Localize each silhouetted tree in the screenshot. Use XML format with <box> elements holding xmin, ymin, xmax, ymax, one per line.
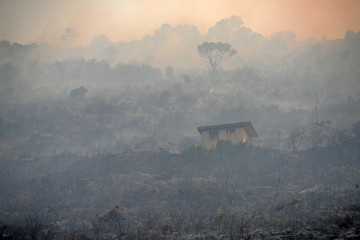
<box><xmin>197</xmin><ymin>42</ymin><xmax>237</xmax><ymax>79</ymax></box>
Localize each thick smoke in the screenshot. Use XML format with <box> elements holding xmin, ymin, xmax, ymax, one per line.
<box><xmin>0</xmin><ymin>16</ymin><xmax>359</xmax><ymax>153</ymax></box>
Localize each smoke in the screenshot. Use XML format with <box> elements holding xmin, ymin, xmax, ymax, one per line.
<box><xmin>0</xmin><ymin>14</ymin><xmax>359</xmax><ymax>154</ymax></box>
<box><xmin>1</xmin><ymin>0</ymin><xmax>359</xmax><ymax>46</ymax></box>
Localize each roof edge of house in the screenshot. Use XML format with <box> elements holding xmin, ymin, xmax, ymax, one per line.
<box><xmin>197</xmin><ymin>121</ymin><xmax>258</xmax><ymax>137</ymax></box>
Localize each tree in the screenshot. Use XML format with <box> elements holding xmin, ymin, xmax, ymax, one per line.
<box><xmin>352</xmin><ymin>121</ymin><xmax>360</xmax><ymax>160</ymax></box>
<box><xmin>286</xmin><ymin>127</ymin><xmax>305</xmax><ymax>153</ymax></box>
<box><xmin>308</xmin><ymin>120</ymin><xmax>331</xmax><ymax>149</ymax></box>
<box><xmin>197</xmin><ymin>42</ymin><xmax>237</xmax><ymax>79</ymax></box>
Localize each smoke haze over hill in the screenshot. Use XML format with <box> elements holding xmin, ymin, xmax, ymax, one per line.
<box><xmin>1</xmin><ymin>2</ymin><xmax>360</xmax><ymax>238</ymax></box>
<box><xmin>0</xmin><ymin>15</ymin><xmax>360</xmax><ymax>153</ymax></box>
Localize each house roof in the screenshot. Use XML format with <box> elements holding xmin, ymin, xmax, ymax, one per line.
<box><xmin>197</xmin><ymin>121</ymin><xmax>258</xmax><ymax>137</ymax></box>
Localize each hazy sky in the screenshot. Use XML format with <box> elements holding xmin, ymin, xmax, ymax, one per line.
<box><xmin>1</xmin><ymin>0</ymin><xmax>360</xmax><ymax>46</ymax></box>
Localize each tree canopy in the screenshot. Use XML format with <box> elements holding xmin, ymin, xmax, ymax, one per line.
<box><xmin>197</xmin><ymin>42</ymin><xmax>237</xmax><ymax>77</ymax></box>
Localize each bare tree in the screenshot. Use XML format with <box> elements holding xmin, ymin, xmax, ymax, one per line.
<box><xmin>352</xmin><ymin>121</ymin><xmax>360</xmax><ymax>159</ymax></box>
<box><xmin>286</xmin><ymin>127</ymin><xmax>305</xmax><ymax>152</ymax></box>
<box><xmin>309</xmin><ymin>120</ymin><xmax>331</xmax><ymax>149</ymax></box>
<box><xmin>197</xmin><ymin>42</ymin><xmax>237</xmax><ymax>79</ymax></box>
<box><xmin>352</xmin><ymin>121</ymin><xmax>360</xmax><ymax>139</ymax></box>
<box><xmin>308</xmin><ymin>93</ymin><xmax>332</xmax><ymax>149</ymax></box>
<box><xmin>327</xmin><ymin>127</ymin><xmax>350</xmax><ymax>146</ymax></box>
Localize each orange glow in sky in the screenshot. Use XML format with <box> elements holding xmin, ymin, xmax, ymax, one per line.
<box><xmin>0</xmin><ymin>0</ymin><xmax>359</xmax><ymax>45</ymax></box>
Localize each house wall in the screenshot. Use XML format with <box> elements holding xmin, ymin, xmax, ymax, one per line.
<box><xmin>200</xmin><ymin>127</ymin><xmax>250</xmax><ymax>150</ymax></box>
<box><xmin>200</xmin><ymin>131</ymin><xmax>216</xmax><ymax>150</ymax></box>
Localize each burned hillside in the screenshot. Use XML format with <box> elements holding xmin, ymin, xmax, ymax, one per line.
<box><xmin>1</xmin><ymin>137</ymin><xmax>360</xmax><ymax>239</ymax></box>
